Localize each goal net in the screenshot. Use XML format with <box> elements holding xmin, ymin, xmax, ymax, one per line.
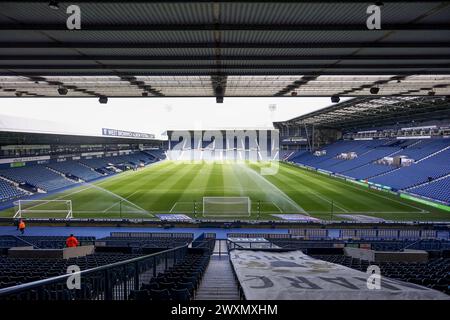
<box><xmin>14</xmin><ymin>200</ymin><xmax>73</xmax><ymax>219</ymax></box>
<box><xmin>203</xmin><ymin>197</ymin><xmax>251</xmax><ymax>217</ymax></box>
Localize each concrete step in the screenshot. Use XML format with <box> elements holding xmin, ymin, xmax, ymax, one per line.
<box><xmin>194</xmin><ymin>246</ymin><xmax>240</xmax><ymax>300</ymax></box>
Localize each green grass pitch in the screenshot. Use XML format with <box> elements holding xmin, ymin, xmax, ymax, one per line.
<box><xmin>1</xmin><ymin>160</ymin><xmax>449</xmax><ymax>221</ymax></box>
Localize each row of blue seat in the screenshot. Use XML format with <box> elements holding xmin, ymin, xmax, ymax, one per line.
<box><xmin>0</xmin><ymin>166</ymin><xmax>76</xmax><ymax>192</ymax></box>
<box><xmin>290</xmin><ymin>139</ymin><xmax>450</xmax><ymax>202</ymax></box>
<box><xmin>47</xmin><ymin>161</ymin><xmax>103</xmax><ymax>181</ymax></box>
<box><xmin>0</xmin><ymin>179</ymin><xmax>26</xmax><ymax>202</ymax></box>
<box><xmin>409</xmin><ymin>175</ymin><xmax>450</xmax><ymax>204</ymax></box>
<box><xmin>0</xmin><ymin>151</ymin><xmax>164</xmax><ymax>200</ymax></box>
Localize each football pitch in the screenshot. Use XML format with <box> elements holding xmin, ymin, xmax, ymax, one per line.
<box><xmin>1</xmin><ymin>160</ymin><xmax>449</xmax><ymax>221</ymax></box>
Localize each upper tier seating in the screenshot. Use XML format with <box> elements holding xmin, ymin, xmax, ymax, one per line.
<box><xmin>290</xmin><ymin>138</ymin><xmax>450</xmax><ymax>194</ymax></box>
<box><xmin>0</xmin><ymin>166</ymin><xmax>75</xmax><ymax>192</ymax></box>
<box><xmin>47</xmin><ymin>161</ymin><xmax>103</xmax><ymax>181</ymax></box>
<box><xmin>395</xmin><ymin>139</ymin><xmax>450</xmax><ymax>161</ymax></box>
<box><xmin>370</xmin><ymin>148</ymin><xmax>450</xmax><ymax>190</ymax></box>
<box><xmin>144</xmin><ymin>150</ymin><xmax>166</xmax><ymax>161</ymax></box>
<box><xmin>329</xmin><ymin>147</ymin><xmax>400</xmax><ymax>173</ymax></box>
<box><xmin>291</xmin><ymin>139</ymin><xmax>389</xmax><ymax>169</ymax></box>
<box><xmin>79</xmin><ymin>152</ymin><xmax>154</xmax><ymax>169</ymax></box>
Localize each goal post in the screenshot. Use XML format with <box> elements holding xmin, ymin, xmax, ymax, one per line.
<box><xmin>14</xmin><ymin>200</ymin><xmax>73</xmax><ymax>219</ymax></box>
<box><xmin>202</xmin><ymin>196</ymin><xmax>251</xmax><ymax>217</ymax></box>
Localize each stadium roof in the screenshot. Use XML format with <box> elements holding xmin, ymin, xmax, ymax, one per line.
<box><xmin>0</xmin><ymin>1</ymin><xmax>449</xmax><ymax>101</ymax></box>
<box><xmin>274</xmin><ymin>96</ymin><xmax>450</xmax><ymax>131</ymax></box>
<box><xmin>0</xmin><ymin>131</ymin><xmax>162</xmax><ymax>145</ymax></box>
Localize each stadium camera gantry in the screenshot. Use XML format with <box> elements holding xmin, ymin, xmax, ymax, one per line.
<box><xmin>0</xmin><ymin>0</ymin><xmax>449</xmax><ymax>103</ymax></box>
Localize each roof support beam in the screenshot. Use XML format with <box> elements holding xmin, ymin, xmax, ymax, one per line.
<box><xmin>1</xmin><ymin>55</ymin><xmax>450</xmax><ymax>61</ymax></box>
<box><xmin>6</xmin><ymin>1</ymin><xmax>446</xmax><ymax>3</ymax></box>
<box><xmin>2</xmin><ymin>64</ymin><xmax>449</xmax><ymax>70</ymax></box>
<box><xmin>1</xmin><ymin>43</ymin><xmax>450</xmax><ymax>49</ymax></box>
<box><xmin>274</xmin><ymin>75</ymin><xmax>319</xmax><ymax>96</ymax></box>
<box><xmin>118</xmin><ymin>76</ymin><xmax>164</xmax><ymax>96</ymax></box>
<box><xmin>2</xmin><ymin>24</ymin><xmax>449</xmax><ymax>31</ymax></box>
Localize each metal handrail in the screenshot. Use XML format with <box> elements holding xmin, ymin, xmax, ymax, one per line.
<box><xmin>0</xmin><ymin>244</ymin><xmax>188</xmax><ymax>297</ymax></box>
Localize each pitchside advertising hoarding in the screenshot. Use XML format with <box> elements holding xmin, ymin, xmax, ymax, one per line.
<box><xmin>101</xmin><ymin>128</ymin><xmax>155</xmax><ymax>139</ymax></box>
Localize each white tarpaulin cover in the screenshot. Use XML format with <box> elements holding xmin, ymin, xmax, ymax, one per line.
<box><xmin>229</xmin><ymin>250</ymin><xmax>450</xmax><ymax>300</ymax></box>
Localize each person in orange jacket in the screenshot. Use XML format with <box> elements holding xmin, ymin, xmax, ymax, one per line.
<box><xmin>18</xmin><ymin>219</ymin><xmax>26</xmax><ymax>235</ymax></box>
<box><xmin>66</xmin><ymin>234</ymin><xmax>79</xmax><ymax>248</ymax></box>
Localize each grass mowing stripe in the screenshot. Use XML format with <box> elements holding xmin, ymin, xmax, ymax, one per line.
<box><xmin>280</xmin><ymin>162</ymin><xmax>423</xmax><ymax>213</ymax></box>
<box><xmin>267</xmin><ymin>163</ymin><xmax>350</xmax><ymax>212</ymax></box>
<box><xmin>139</xmin><ymin>163</ymin><xmax>204</xmax><ymax>212</ymax></box>
<box><xmin>176</xmin><ymin>162</ymin><xmax>215</xmax><ymax>212</ymax></box>
<box><xmin>273</xmin><ymin>165</ymin><xmax>355</xmax><ymax>212</ymax></box>
<box><xmin>2</xmin><ymin>160</ymin><xmax>449</xmax><ymax>221</ymax></box>
<box><xmin>289</xmin><ymin>163</ymin><xmax>426</xmax><ymax>212</ymax></box>
<box><xmin>247</xmin><ymin>162</ymin><xmax>330</xmax><ymax>213</ymax></box>
<box><xmin>239</xmin><ymin>162</ymin><xmax>307</xmax><ymax>214</ymax></box>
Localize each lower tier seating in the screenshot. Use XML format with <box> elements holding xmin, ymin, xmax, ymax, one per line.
<box><xmin>0</xmin><ymin>179</ymin><xmax>26</xmax><ymax>202</ymax></box>
<box><xmin>0</xmin><ymin>252</ymin><xmax>143</xmax><ymax>290</ymax></box>
<box><xmin>129</xmin><ymin>251</ymin><xmax>210</xmax><ymax>301</ymax></box>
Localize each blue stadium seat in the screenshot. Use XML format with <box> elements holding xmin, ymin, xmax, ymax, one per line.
<box><xmin>0</xmin><ymin>165</ymin><xmax>76</xmax><ymax>192</ymax></box>
<box><xmin>0</xmin><ymin>179</ymin><xmax>26</xmax><ymax>202</ymax></box>
<box><xmin>47</xmin><ymin>161</ymin><xmax>103</xmax><ymax>182</ymax></box>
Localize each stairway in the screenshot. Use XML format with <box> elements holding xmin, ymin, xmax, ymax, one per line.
<box><xmin>195</xmin><ymin>243</ymin><xmax>240</xmax><ymax>300</ymax></box>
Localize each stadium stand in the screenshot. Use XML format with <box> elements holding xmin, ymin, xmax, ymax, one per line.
<box><xmin>0</xmin><ymin>179</ymin><xmax>26</xmax><ymax>202</ymax></box>
<box><xmin>98</xmin><ymin>235</ymin><xmax>193</xmax><ymax>249</ymax></box>
<box><xmin>371</xmin><ymin>149</ymin><xmax>450</xmax><ymax>190</ymax></box>
<box><xmin>408</xmin><ymin>175</ymin><xmax>450</xmax><ymax>204</ymax></box>
<box><xmin>0</xmin><ymin>232</ymin><xmax>449</xmax><ymax>300</ymax></box>
<box><xmin>0</xmin><ymin>151</ymin><xmax>165</xmax><ymax>206</ymax></box>
<box><xmin>0</xmin><ymin>252</ymin><xmax>143</xmax><ymax>290</ymax></box>
<box><xmin>144</xmin><ymin>150</ymin><xmax>166</xmax><ymax>161</ymax></box>
<box><xmin>0</xmin><ymin>236</ymin><xmax>22</xmax><ymax>251</ymax></box>
<box><xmin>129</xmin><ymin>250</ymin><xmax>210</xmax><ymax>301</ymax></box>
<box><xmin>290</xmin><ymin>138</ymin><xmax>450</xmax><ymax>201</ymax></box>
<box><xmin>16</xmin><ymin>236</ymin><xmax>96</xmax><ymax>249</ymax></box>
<box><xmin>79</xmin><ymin>152</ymin><xmax>156</xmax><ymax>170</ymax></box>
<box><xmin>47</xmin><ymin>161</ymin><xmax>103</xmax><ymax>182</ymax></box>
<box><xmin>0</xmin><ymin>165</ymin><xmax>75</xmax><ymax>192</ymax></box>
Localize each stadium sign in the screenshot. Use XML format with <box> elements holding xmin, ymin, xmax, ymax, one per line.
<box><xmin>0</xmin><ymin>155</ymin><xmax>50</xmax><ymax>164</ymax></box>
<box><xmin>102</xmin><ymin>128</ymin><xmax>155</xmax><ymax>139</ymax></box>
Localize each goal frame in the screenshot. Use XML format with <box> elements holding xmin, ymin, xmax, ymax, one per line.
<box><xmin>14</xmin><ymin>199</ymin><xmax>73</xmax><ymax>219</ymax></box>
<box><xmin>202</xmin><ymin>196</ymin><xmax>251</xmax><ymax>217</ymax></box>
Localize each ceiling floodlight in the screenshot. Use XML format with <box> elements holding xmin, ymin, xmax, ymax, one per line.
<box><xmin>99</xmin><ymin>96</ymin><xmax>108</xmax><ymax>104</ymax></box>
<box><xmin>331</xmin><ymin>95</ymin><xmax>340</xmax><ymax>103</ymax></box>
